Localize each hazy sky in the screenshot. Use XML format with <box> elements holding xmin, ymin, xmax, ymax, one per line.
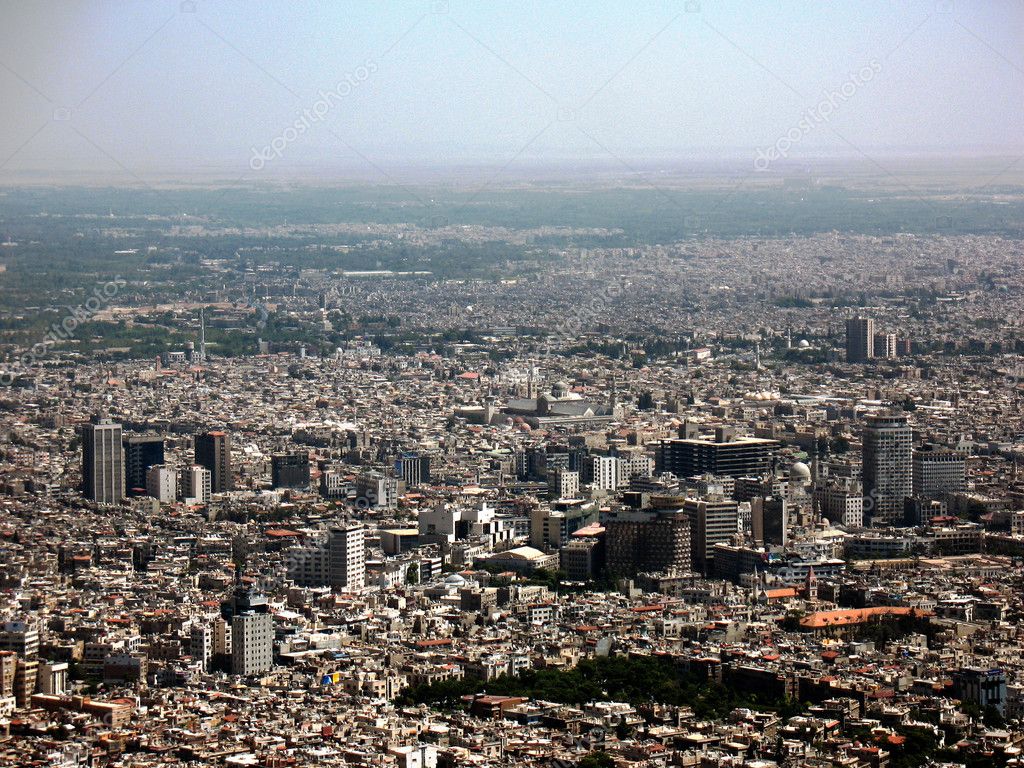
<box><xmin>0</xmin><ymin>0</ymin><xmax>1021</xmax><ymax>181</ymax></box>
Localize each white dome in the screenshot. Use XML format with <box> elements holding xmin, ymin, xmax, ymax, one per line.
<box><xmin>790</xmin><ymin>461</ymin><xmax>811</xmax><ymax>481</ymax></box>
<box><xmin>444</xmin><ymin>573</ymin><xmax>466</xmax><ymax>586</ymax></box>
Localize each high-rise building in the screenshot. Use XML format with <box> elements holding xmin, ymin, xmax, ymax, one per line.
<box><xmin>655</xmin><ymin>427</ymin><xmax>777</xmax><ymax>479</ymax></box>
<box><xmin>530</xmin><ymin>503</ymin><xmax>598</xmax><ymax>550</ymax></box>
<box><xmin>814</xmin><ymin>478</ymin><xmax>865</xmax><ymax>528</ymax></box>
<box><xmin>913</xmin><ymin>444</ymin><xmax>967</xmax><ymax>498</ymax></box>
<box><xmin>734</xmin><ymin>474</ymin><xmax>786</xmax><ymax>502</ymax></box>
<box><xmin>751</xmin><ymin>496</ymin><xmax>788</xmax><ymax>546</ymax></box>
<box><xmin>213</xmin><ymin>617</ymin><xmax>231</xmax><ymax>658</ymax></box>
<box><xmin>220</xmin><ymin>584</ymin><xmax>271</xmax><ymax>675</ymax></box>
<box><xmin>862</xmin><ymin>413</ymin><xmax>913</xmax><ymax>525</ymax></box>
<box><xmin>12</xmin><ymin>658</ymin><xmax>37</xmax><ymax>708</ymax></box>
<box><xmin>181</xmin><ymin>464</ymin><xmax>212</xmax><ymax>503</ymax></box>
<box><xmin>874</xmin><ymin>333</ymin><xmax>897</xmax><ymax>359</ymax></box>
<box><xmin>846</xmin><ymin>317</ymin><xmax>875</xmax><ymax>363</ymax></box>
<box><xmin>683</xmin><ymin>496</ymin><xmax>739</xmax><ymax>575</ymax></box>
<box><xmin>0</xmin><ymin>621</ymin><xmax>39</xmax><ymax>658</ymax></box>
<box><xmin>271</xmin><ymin>451</ymin><xmax>310</xmax><ymax>489</ymax></box>
<box><xmin>146</xmin><ymin>464</ymin><xmax>177</xmax><ymax>504</ymax></box>
<box><xmin>328</xmin><ymin>523</ymin><xmax>366</xmax><ymax>591</ymax></box>
<box><xmin>82</xmin><ymin>417</ymin><xmax>124</xmax><ymax>504</ymax></box>
<box><xmin>354</xmin><ymin>471</ymin><xmax>398</xmax><ymax>509</ymax></box>
<box><xmin>605</xmin><ymin>510</ymin><xmax>690</xmax><ymax>577</ymax></box>
<box><xmin>195</xmin><ymin>431</ymin><xmax>232</xmax><ymax>493</ymax></box>
<box><xmin>190</xmin><ymin>624</ymin><xmax>213</xmax><ymax>671</ymax></box>
<box><xmin>953</xmin><ymin>668</ymin><xmax>1006</xmax><ymax>716</ymax></box>
<box><xmin>123</xmin><ymin>434</ymin><xmax>165</xmax><ymax>496</ymax></box>
<box><xmin>231</xmin><ymin>612</ymin><xmax>273</xmax><ymax>676</ymax></box>
<box><xmin>37</xmin><ymin>661</ymin><xmax>68</xmax><ymax>695</ymax></box>
<box><xmin>590</xmin><ymin>456</ymin><xmax>623</xmax><ymax>491</ymax></box>
<box><xmin>559</xmin><ymin>536</ymin><xmax>603</xmax><ymax>581</ymax></box>
<box><xmin>0</xmin><ymin>652</ymin><xmax>15</xmax><ymax>698</ymax></box>
<box><xmin>396</xmin><ymin>453</ymin><xmax>431</xmax><ymax>488</ymax></box>
<box><xmin>548</xmin><ymin>469</ymin><xmax>580</xmax><ymax>500</ymax></box>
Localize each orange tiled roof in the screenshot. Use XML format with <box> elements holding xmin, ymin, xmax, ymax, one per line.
<box><xmin>799</xmin><ymin>606</ymin><xmax>932</xmax><ymax>629</ymax></box>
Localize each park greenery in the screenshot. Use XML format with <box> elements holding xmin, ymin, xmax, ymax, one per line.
<box><xmin>396</xmin><ymin>654</ymin><xmax>806</xmax><ymax>721</ymax></box>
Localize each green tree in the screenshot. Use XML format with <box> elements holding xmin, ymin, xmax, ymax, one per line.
<box><xmin>578</xmin><ymin>751</ymin><xmax>615</xmax><ymax>768</ymax></box>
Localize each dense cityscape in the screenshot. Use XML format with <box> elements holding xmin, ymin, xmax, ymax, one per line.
<box><xmin>2</xmin><ymin>1</ymin><xmax>1023</xmax><ymax>766</ymax></box>
<box><xmin>0</xmin><ymin>176</ymin><xmax>1021</xmax><ymax>768</ymax></box>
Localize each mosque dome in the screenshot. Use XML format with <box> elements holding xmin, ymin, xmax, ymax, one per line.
<box><xmin>790</xmin><ymin>461</ymin><xmax>812</xmax><ymax>482</ymax></box>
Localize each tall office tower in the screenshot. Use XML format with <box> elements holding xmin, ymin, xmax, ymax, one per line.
<box><xmin>123</xmin><ymin>434</ymin><xmax>165</xmax><ymax>495</ymax></box>
<box><xmin>874</xmin><ymin>333</ymin><xmax>897</xmax><ymax>359</ymax></box>
<box><xmin>751</xmin><ymin>496</ymin><xmax>788</xmax><ymax>546</ymax></box>
<box><xmin>655</xmin><ymin>426</ymin><xmax>778</xmax><ymax>479</ymax></box>
<box><xmin>590</xmin><ymin>456</ymin><xmax>622</xmax><ymax>491</ymax></box>
<box><xmin>862</xmin><ymin>413</ymin><xmax>913</xmax><ymax>525</ymax></box>
<box><xmin>231</xmin><ymin>612</ymin><xmax>273</xmax><ymax>676</ymax></box>
<box><xmin>181</xmin><ymin>464</ymin><xmax>212</xmax><ymax>503</ymax></box>
<box><xmin>146</xmin><ymin>464</ymin><xmax>177</xmax><ymax>504</ymax></box>
<box><xmin>195</xmin><ymin>431</ymin><xmax>232</xmax><ymax>493</ymax></box>
<box><xmin>605</xmin><ymin>510</ymin><xmax>691</xmax><ymax>577</ymax></box>
<box><xmin>328</xmin><ymin>523</ymin><xmax>366</xmax><ymax>591</ymax></box>
<box><xmin>683</xmin><ymin>496</ymin><xmax>740</xmax><ymax>575</ymax></box>
<box><xmin>82</xmin><ymin>417</ymin><xmax>124</xmax><ymax>504</ymax></box>
<box><xmin>913</xmin><ymin>444</ymin><xmax>967</xmax><ymax>497</ymax></box>
<box><xmin>220</xmin><ymin>583</ymin><xmax>271</xmax><ymax>678</ymax></box>
<box><xmin>271</xmin><ymin>451</ymin><xmax>310</xmax><ymax>489</ymax></box>
<box><xmin>845</xmin><ymin>317</ymin><xmax>875</xmax><ymax>363</ymax></box>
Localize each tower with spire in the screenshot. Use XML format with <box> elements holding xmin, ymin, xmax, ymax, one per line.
<box><xmin>804</xmin><ymin>566</ymin><xmax>817</xmax><ymax>602</ymax></box>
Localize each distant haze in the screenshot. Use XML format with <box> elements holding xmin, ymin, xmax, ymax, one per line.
<box><xmin>0</xmin><ymin>0</ymin><xmax>1021</xmax><ymax>183</ymax></box>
